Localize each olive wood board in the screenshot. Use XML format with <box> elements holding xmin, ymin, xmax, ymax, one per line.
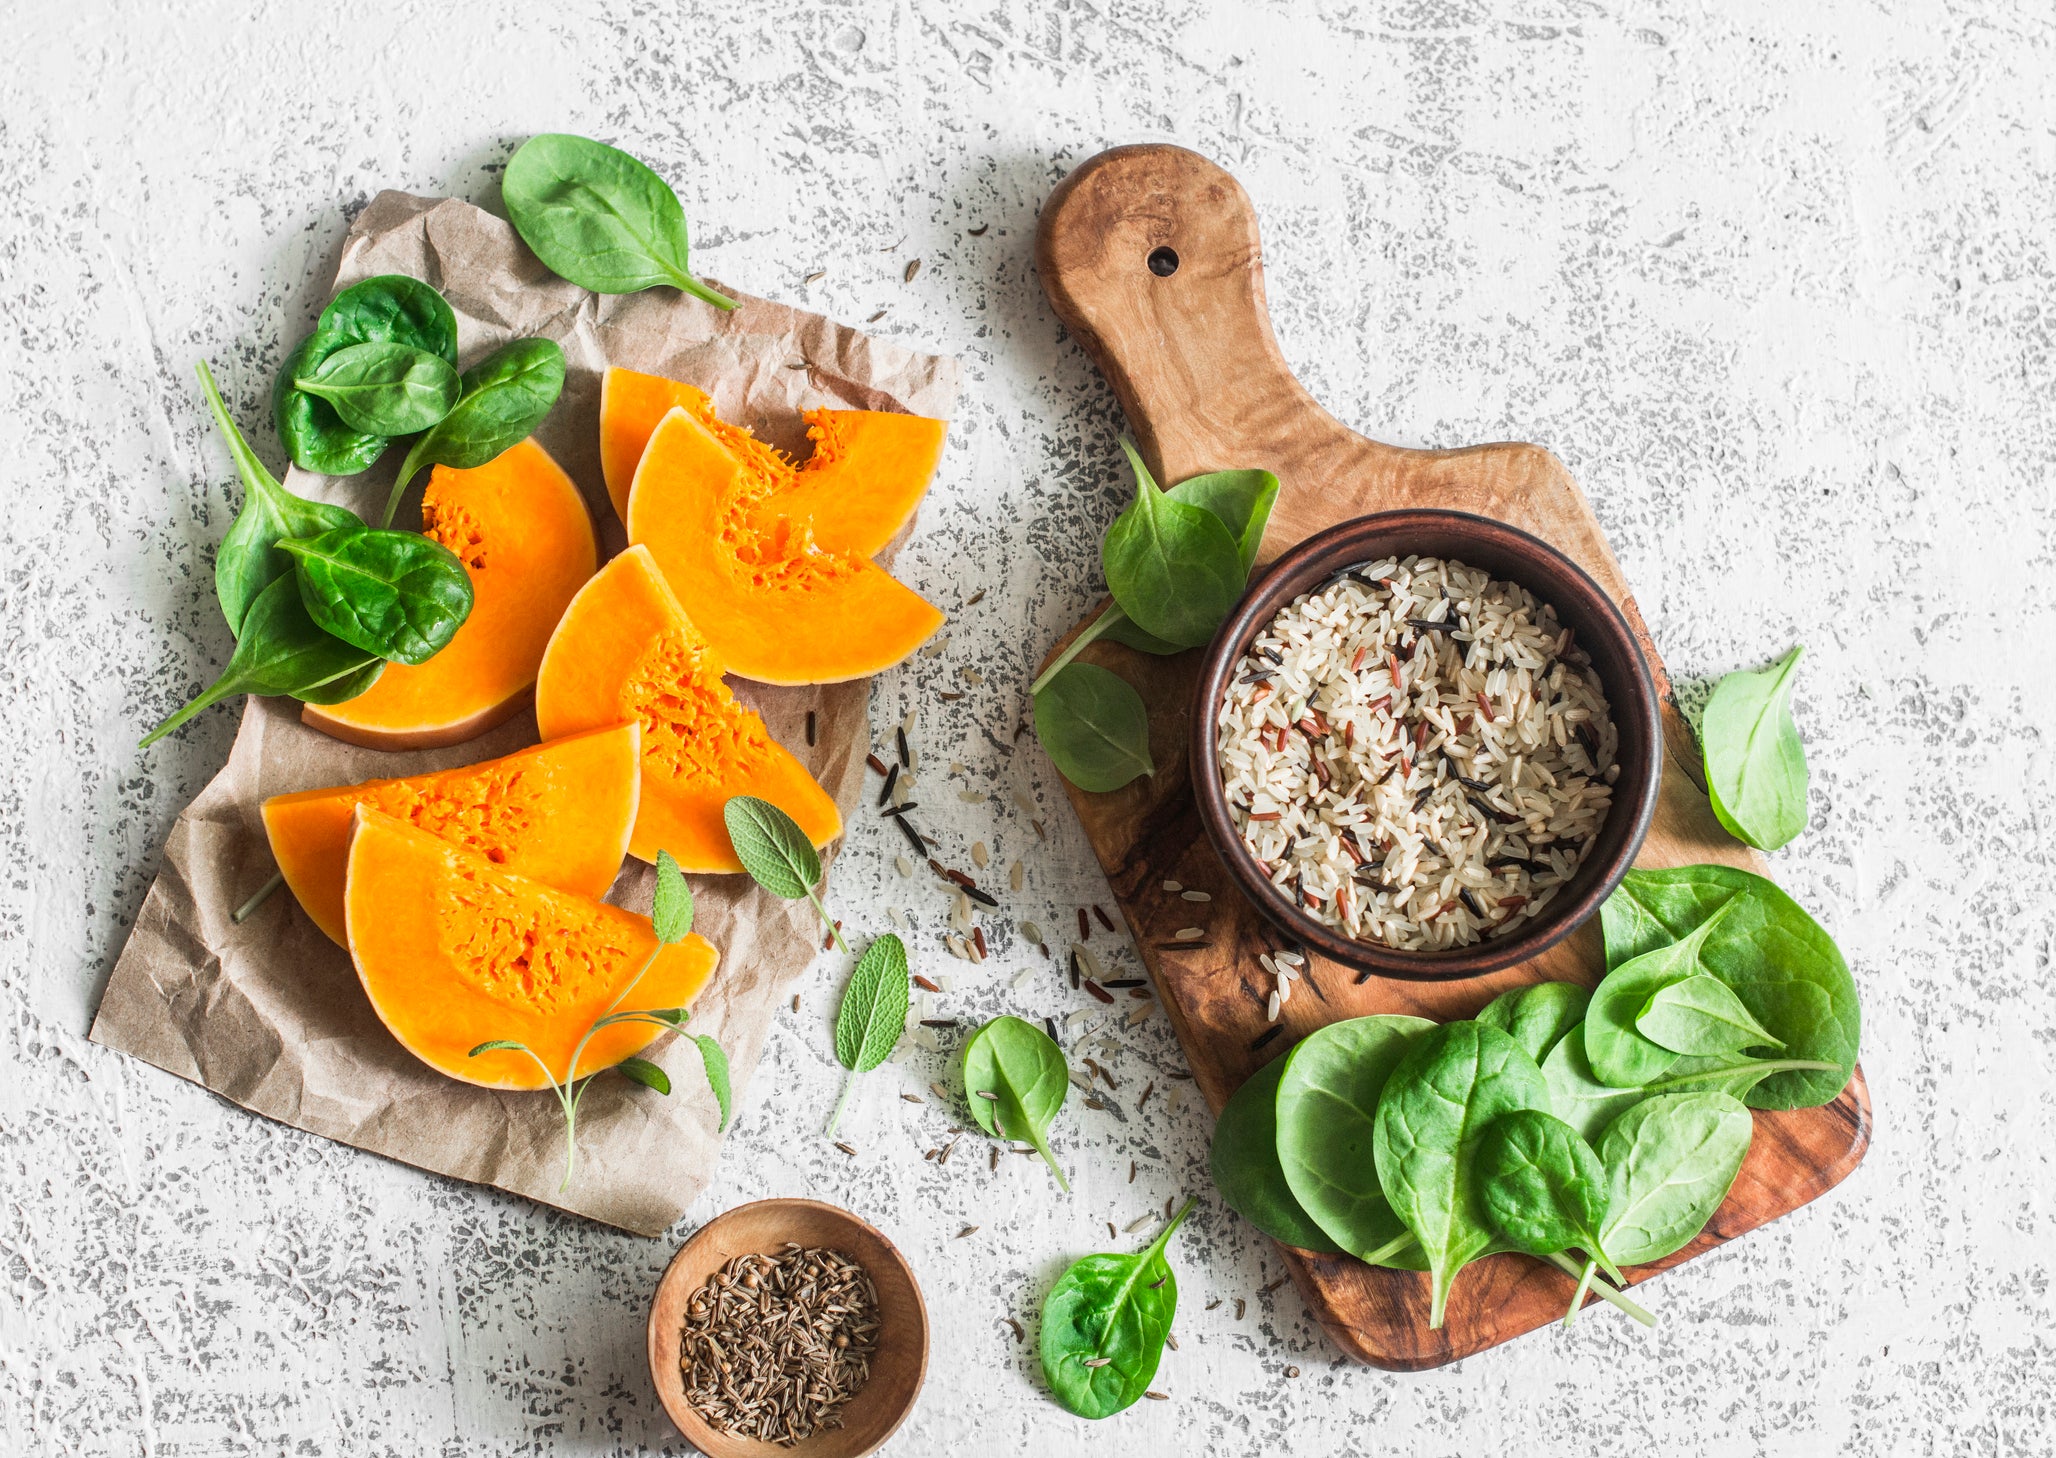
<box><xmin>1033</xmin><ymin>144</ymin><xmax>1871</xmax><ymax>1371</ymax></box>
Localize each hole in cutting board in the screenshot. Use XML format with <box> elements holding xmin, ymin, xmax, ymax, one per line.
<box><xmin>1147</xmin><ymin>246</ymin><xmax>1180</xmax><ymax>277</ymax></box>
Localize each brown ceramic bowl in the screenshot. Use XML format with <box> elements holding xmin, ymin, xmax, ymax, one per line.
<box><xmin>1191</xmin><ymin>509</ymin><xmax>1662</xmax><ymax>981</ymax></box>
<box><xmin>648</xmin><ymin>1199</ymin><xmax>928</xmax><ymax>1458</ymax></box>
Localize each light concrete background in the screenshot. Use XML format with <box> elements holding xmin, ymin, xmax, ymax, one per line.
<box><xmin>4</xmin><ymin>0</ymin><xmax>2051</xmax><ymax>1453</ymax></box>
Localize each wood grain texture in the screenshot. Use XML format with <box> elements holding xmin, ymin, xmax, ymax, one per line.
<box><xmin>1034</xmin><ymin>144</ymin><xmax>1871</xmax><ymax>1370</ymax></box>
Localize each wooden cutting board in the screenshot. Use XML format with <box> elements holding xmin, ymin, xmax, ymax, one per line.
<box><xmin>1034</xmin><ymin>144</ymin><xmax>1871</xmax><ymax>1370</ymax></box>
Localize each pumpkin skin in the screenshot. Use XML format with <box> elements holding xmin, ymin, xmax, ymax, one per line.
<box><xmin>534</xmin><ymin>544</ymin><xmax>842</xmax><ymax>871</ymax></box>
<box><xmin>304</xmin><ymin>439</ymin><xmax>598</xmax><ymax>750</ymax></box>
<box><xmin>598</xmin><ymin>365</ymin><xmax>947</xmax><ymax>556</ymax></box>
<box><xmin>626</xmin><ymin>407</ymin><xmax>944</xmax><ymax>684</ymax></box>
<box><xmin>343</xmin><ymin>807</ymin><xmax>718</xmax><ymax>1090</ymax></box>
<box><xmin>262</xmin><ymin>722</ymin><xmax>641</xmax><ymax>946</ymax></box>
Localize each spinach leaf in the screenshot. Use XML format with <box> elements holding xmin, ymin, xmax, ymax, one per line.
<box><xmin>721</xmin><ymin>794</ymin><xmax>847</xmax><ymax>952</ymax></box>
<box><xmin>1039</xmin><ymin>1198</ymin><xmax>1193</xmax><ymax>1419</ymax></box>
<box><xmin>1164</xmin><ymin>468</ymin><xmax>1279</xmax><ymax>578</ymax></box>
<box><xmin>294</xmin><ymin>654</ymin><xmax>388</xmax><ymax>705</ymax></box>
<box><xmin>963</xmin><ymin>1015</ymin><xmax>1070</xmax><ymax>1191</ymax></box>
<box><xmin>502</xmin><ymin>133</ymin><xmax>737</xmax><ymax>309</ymax></box>
<box><xmin>1584</xmin><ymin>897</ymin><xmax>1742</xmax><ymax>1088</ymax></box>
<box><xmin>1596</xmin><ymin>1092</ymin><xmax>1754</xmax><ymax>1265</ymax></box>
<box><xmin>196</xmin><ymin>361</ymin><xmax>361</xmax><ymax>634</ymax></box>
<box><xmin>1476</xmin><ymin>1110</ymin><xmax>1622</xmax><ymax>1286</ymax></box>
<box><xmin>274</xmin><ymin>327</ymin><xmax>390</xmax><ymax>476</ymax></box>
<box><xmin>825</xmin><ymin>933</ymin><xmax>910</xmax><ymax>1137</ymax></box>
<box><xmin>281</xmin><ymin>527</ymin><xmax>474</xmax><ymax>665</ymax></box>
<box><xmin>1099</xmin><ymin>611</ymin><xmax>1185</xmax><ymax>655</ymax></box>
<box><xmin>1540</xmin><ymin>1031</ymin><xmax>1649</xmax><ymax>1142</ymax></box>
<box><xmin>1372</xmin><ymin>1021</ymin><xmax>1553</xmax><ymax>1327</ymax></box>
<box><xmin>1275</xmin><ymin>1014</ymin><xmax>1436</xmax><ymax>1267</ymax></box>
<box><xmin>1702</xmin><ymin>645</ymin><xmax>1809</xmax><ymax>850</ymax></box>
<box><xmin>1100</xmin><ymin>440</ymin><xmax>1245</xmax><ymax>649</ymax></box>
<box><xmin>140</xmin><ymin>573</ymin><xmax>381</xmax><ymax>746</ymax></box>
<box><xmin>1637</xmin><ymin>973</ymin><xmax>1784</xmax><ymax>1056</ymax></box>
<box><xmin>1033</xmin><ymin>662</ymin><xmax>1154</xmax><ymax>793</ymax></box>
<box><xmin>385</xmin><ymin>337</ymin><xmax>565</xmax><ymax>527</ymax></box>
<box><xmin>317</xmin><ymin>273</ymin><xmax>459</xmax><ymax>364</ymax></box>
<box><xmin>1602</xmin><ymin>866</ymin><xmax>1858</xmax><ymax>1109</ymax></box>
<box><xmin>1476</xmin><ymin>981</ymin><xmax>1591</xmax><ymax>1063</ymax></box>
<box><xmin>293</xmin><ymin>341</ymin><xmax>460</xmax><ymax>436</ymax></box>
<box><xmin>1210</xmin><ymin>1054</ymin><xmax>1342</xmax><ymax>1254</ymax></box>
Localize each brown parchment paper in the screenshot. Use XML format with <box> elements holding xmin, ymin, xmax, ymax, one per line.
<box><xmin>90</xmin><ymin>192</ymin><xmax>959</xmax><ymax>1236</ymax></box>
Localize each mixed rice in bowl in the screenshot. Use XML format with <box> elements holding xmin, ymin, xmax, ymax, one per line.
<box><xmin>1215</xmin><ymin>554</ymin><xmax>1620</xmax><ymax>953</ymax></box>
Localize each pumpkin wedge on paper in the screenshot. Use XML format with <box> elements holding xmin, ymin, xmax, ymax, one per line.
<box><xmin>626</xmin><ymin>405</ymin><xmax>944</xmax><ymax>683</ymax></box>
<box><xmin>343</xmin><ymin>808</ymin><xmax>718</xmax><ymax>1090</ymax></box>
<box><xmin>262</xmin><ymin>723</ymin><xmax>641</xmax><ymax>946</ymax></box>
<box><xmin>304</xmin><ymin>439</ymin><xmax>598</xmax><ymax>750</ymax></box>
<box><xmin>598</xmin><ymin>365</ymin><xmax>947</xmax><ymax>556</ymax></box>
<box><xmin>534</xmin><ymin>544</ymin><xmax>841</xmax><ymax>871</ymax></box>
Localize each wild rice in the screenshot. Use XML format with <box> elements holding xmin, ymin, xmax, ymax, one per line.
<box><xmin>1215</xmin><ymin>555</ymin><xmax>1616</xmax><ymax>950</ymax></box>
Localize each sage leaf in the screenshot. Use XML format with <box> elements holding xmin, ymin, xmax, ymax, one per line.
<box><xmin>386</xmin><ymin>337</ymin><xmax>566</xmax><ymax>527</ymax></box>
<box><xmin>1372</xmin><ymin>1021</ymin><xmax>1552</xmax><ymax>1328</ymax></box>
<box><xmin>1039</xmin><ymin>1198</ymin><xmax>1194</xmax><ymax>1419</ymax></box>
<box><xmin>1275</xmin><ymin>1014</ymin><xmax>1436</xmax><ymax>1267</ymax></box>
<box><xmin>197</xmin><ymin>361</ymin><xmax>361</xmax><ymax>635</ymax></box>
<box><xmin>293</xmin><ymin>341</ymin><xmax>461</xmax><ymax>435</ymax></box>
<box><xmin>503</xmin><ymin>133</ymin><xmax>738</xmax><ymax>309</ymax></box>
<box><xmin>652</xmin><ymin>848</ymin><xmax>694</xmax><ymax>943</ymax></box>
<box><xmin>615</xmin><ymin>1056</ymin><xmax>671</xmax><ymax>1095</ymax></box>
<box><xmin>1476</xmin><ymin>1109</ymin><xmax>1622</xmax><ymax>1286</ymax></box>
<box><xmin>1595</xmin><ymin>1092</ymin><xmax>1754</xmax><ymax>1265</ymax></box>
<box><xmin>1101</xmin><ymin>439</ymin><xmax>1245</xmax><ymax>648</ymax></box>
<box><xmin>1702</xmin><ymin>645</ymin><xmax>1809</xmax><ymax>851</ymax></box>
<box><xmin>825</xmin><ymin>934</ymin><xmax>910</xmax><ymax>1137</ymax></box>
<box><xmin>274</xmin><ymin>327</ymin><xmax>390</xmax><ymax>477</ymax></box>
<box><xmin>1033</xmin><ymin>661</ymin><xmax>1154</xmax><ymax>793</ymax></box>
<box><xmin>694</xmin><ymin>1034</ymin><xmax>733</xmax><ymax>1132</ymax></box>
<box><xmin>1583</xmin><ymin>897</ymin><xmax>1744</xmax><ymax>1088</ymax></box>
<box><xmin>1209</xmin><ymin>1053</ymin><xmax>1342</xmax><ymax>1254</ymax></box>
<box><xmin>1637</xmin><ymin>973</ymin><xmax>1785</xmax><ymax>1056</ymax></box>
<box><xmin>963</xmin><ymin>1015</ymin><xmax>1070</xmax><ymax>1191</ymax></box>
<box><xmin>1475</xmin><ymin>981</ymin><xmax>1591</xmax><ymax>1064</ymax></box>
<box><xmin>281</xmin><ymin>527</ymin><xmax>474</xmax><ymax>665</ymax></box>
<box><xmin>140</xmin><ymin>573</ymin><xmax>381</xmax><ymax>746</ymax></box>
<box><xmin>723</xmin><ymin>795</ymin><xmax>823</xmax><ymax>900</ymax></box>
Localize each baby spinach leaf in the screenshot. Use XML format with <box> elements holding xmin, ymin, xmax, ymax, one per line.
<box><xmin>1275</xmin><ymin>1014</ymin><xmax>1436</xmax><ymax>1267</ymax></box>
<box><xmin>1372</xmin><ymin>1021</ymin><xmax>1553</xmax><ymax>1327</ymax></box>
<box><xmin>723</xmin><ymin>794</ymin><xmax>848</xmax><ymax>952</ymax></box>
<box><xmin>1637</xmin><ymin>973</ymin><xmax>1784</xmax><ymax>1056</ymax></box>
<box><xmin>1584</xmin><ymin>898</ymin><xmax>1743</xmax><ymax>1088</ymax></box>
<box><xmin>1099</xmin><ymin>611</ymin><xmax>1185</xmax><ymax>655</ymax></box>
<box><xmin>196</xmin><ymin>361</ymin><xmax>361</xmax><ymax>634</ymax></box>
<box><xmin>1164</xmin><ymin>467</ymin><xmax>1279</xmax><ymax>578</ymax></box>
<box><xmin>273</xmin><ymin>327</ymin><xmax>390</xmax><ymax>476</ymax></box>
<box><xmin>1039</xmin><ymin>1198</ymin><xmax>1193</xmax><ymax>1419</ymax></box>
<box><xmin>1540</xmin><ymin>1031</ymin><xmax>1649</xmax><ymax>1143</ymax></box>
<box><xmin>317</xmin><ymin>273</ymin><xmax>459</xmax><ymax>364</ymax></box>
<box><xmin>276</xmin><ymin>276</ymin><xmax>458</xmax><ymax>473</ymax></box>
<box><xmin>1033</xmin><ymin>662</ymin><xmax>1154</xmax><ymax>793</ymax></box>
<box><xmin>386</xmin><ymin>337</ymin><xmax>566</xmax><ymax>527</ymax></box>
<box><xmin>1101</xmin><ymin>439</ymin><xmax>1245</xmax><ymax>649</ymax></box>
<box><xmin>963</xmin><ymin>1015</ymin><xmax>1071</xmax><ymax>1191</ymax></box>
<box><xmin>1476</xmin><ymin>981</ymin><xmax>1591</xmax><ymax>1063</ymax></box>
<box><xmin>1601</xmin><ymin>866</ymin><xmax>1858</xmax><ymax>1109</ymax></box>
<box><xmin>1476</xmin><ymin>1110</ymin><xmax>1622</xmax><ymax>1286</ymax></box>
<box><xmin>140</xmin><ymin>573</ymin><xmax>381</xmax><ymax>746</ymax></box>
<box><xmin>294</xmin><ymin>654</ymin><xmax>388</xmax><ymax>705</ymax></box>
<box><xmin>1596</xmin><ymin>1092</ymin><xmax>1754</xmax><ymax>1265</ymax></box>
<box><xmin>293</xmin><ymin>341</ymin><xmax>461</xmax><ymax>436</ymax></box>
<box><xmin>1702</xmin><ymin>645</ymin><xmax>1809</xmax><ymax>851</ymax></box>
<box><xmin>825</xmin><ymin>934</ymin><xmax>910</xmax><ymax>1137</ymax></box>
<box><xmin>1209</xmin><ymin>1054</ymin><xmax>1342</xmax><ymax>1254</ymax></box>
<box><xmin>503</xmin><ymin>133</ymin><xmax>737</xmax><ymax>309</ymax></box>
<box><xmin>281</xmin><ymin>527</ymin><xmax>474</xmax><ymax>665</ymax></box>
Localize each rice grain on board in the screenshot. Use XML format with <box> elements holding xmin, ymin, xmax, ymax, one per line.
<box><xmin>1215</xmin><ymin>555</ymin><xmax>1616</xmax><ymax>950</ymax></box>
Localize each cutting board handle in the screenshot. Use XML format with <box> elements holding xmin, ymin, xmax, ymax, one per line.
<box><xmin>1036</xmin><ymin>144</ymin><xmax>1368</xmax><ymax>495</ymax></box>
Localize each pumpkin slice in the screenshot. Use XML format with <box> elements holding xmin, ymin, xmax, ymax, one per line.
<box><xmin>344</xmin><ymin>807</ymin><xmax>718</xmax><ymax>1090</ymax></box>
<box><xmin>599</xmin><ymin>365</ymin><xmax>947</xmax><ymax>555</ymax></box>
<box><xmin>262</xmin><ymin>722</ymin><xmax>641</xmax><ymax>946</ymax></box>
<box><xmin>304</xmin><ymin>439</ymin><xmax>598</xmax><ymax>750</ymax></box>
<box><xmin>535</xmin><ymin>545</ymin><xmax>841</xmax><ymax>871</ymax></box>
<box><xmin>626</xmin><ymin>407</ymin><xmax>944</xmax><ymax>683</ymax></box>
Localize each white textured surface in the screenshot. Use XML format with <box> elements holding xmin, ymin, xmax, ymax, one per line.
<box><xmin>4</xmin><ymin>1</ymin><xmax>2052</xmax><ymax>1453</ymax></box>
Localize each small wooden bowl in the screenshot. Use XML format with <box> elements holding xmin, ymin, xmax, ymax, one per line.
<box><xmin>648</xmin><ymin>1199</ymin><xmax>929</xmax><ymax>1457</ymax></box>
<box><xmin>1191</xmin><ymin>509</ymin><xmax>1664</xmax><ymax>982</ymax></box>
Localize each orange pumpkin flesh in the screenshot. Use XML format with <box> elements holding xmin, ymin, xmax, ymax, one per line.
<box><xmin>261</xmin><ymin>722</ymin><xmax>641</xmax><ymax>946</ymax></box>
<box><xmin>534</xmin><ymin>545</ymin><xmax>841</xmax><ymax>872</ymax></box>
<box><xmin>626</xmin><ymin>407</ymin><xmax>944</xmax><ymax>684</ymax></box>
<box><xmin>598</xmin><ymin>366</ymin><xmax>947</xmax><ymax>556</ymax></box>
<box><xmin>304</xmin><ymin>440</ymin><xmax>598</xmax><ymax>750</ymax></box>
<box><xmin>344</xmin><ymin>807</ymin><xmax>718</xmax><ymax>1090</ymax></box>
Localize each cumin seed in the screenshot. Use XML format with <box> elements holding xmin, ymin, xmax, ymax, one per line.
<box><xmin>833</xmin><ymin>1142</ymin><xmax>857</xmax><ymax>1157</ymax></box>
